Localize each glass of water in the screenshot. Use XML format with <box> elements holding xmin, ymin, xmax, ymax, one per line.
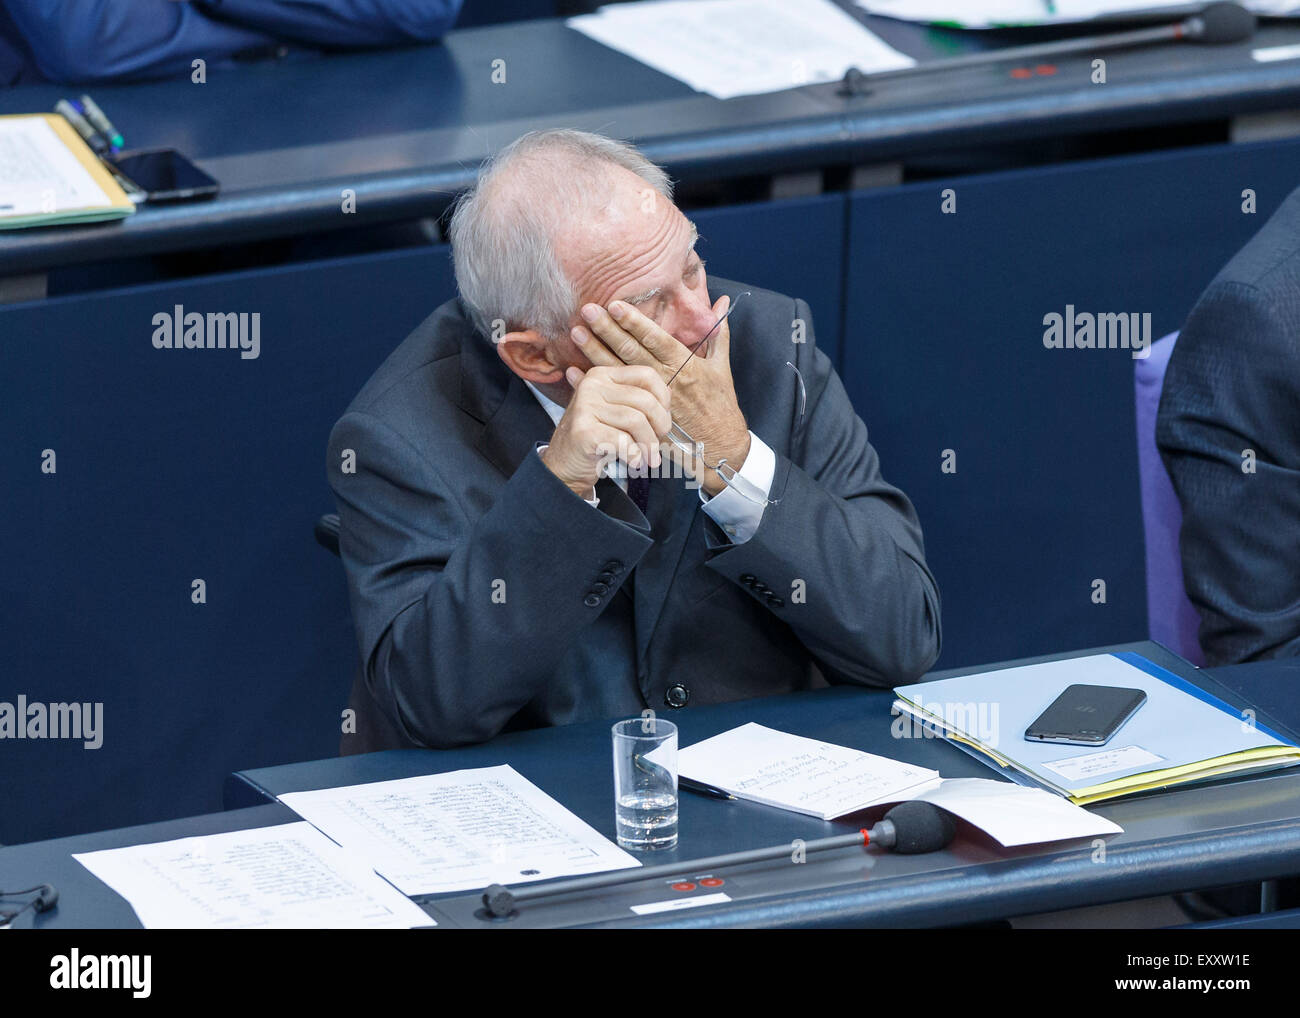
<box><xmin>611</xmin><ymin>717</ymin><xmax>678</xmax><ymax>851</ymax></box>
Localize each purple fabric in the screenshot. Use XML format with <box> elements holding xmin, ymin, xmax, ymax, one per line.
<box><xmin>1135</xmin><ymin>331</ymin><xmax>1204</xmax><ymax>665</ymax></box>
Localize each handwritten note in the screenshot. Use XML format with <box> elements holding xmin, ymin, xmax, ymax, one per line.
<box><xmin>677</xmin><ymin>723</ymin><xmax>941</xmax><ymax>819</ymax></box>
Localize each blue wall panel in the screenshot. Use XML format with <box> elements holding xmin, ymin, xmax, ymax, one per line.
<box><xmin>0</xmin><ymin>246</ymin><xmax>457</xmax><ymax>844</ymax></box>
<box><xmin>0</xmin><ymin>195</ymin><xmax>845</xmax><ymax>843</ymax></box>
<box><xmin>692</xmin><ymin>193</ymin><xmax>845</xmax><ymax>369</ymax></box>
<box><xmin>842</xmin><ymin>137</ymin><xmax>1300</xmax><ymax>670</ymax></box>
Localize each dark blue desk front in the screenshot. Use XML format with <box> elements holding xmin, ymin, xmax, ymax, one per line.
<box><xmin>6</xmin><ymin>642</ymin><xmax>1298</xmax><ymax>929</ymax></box>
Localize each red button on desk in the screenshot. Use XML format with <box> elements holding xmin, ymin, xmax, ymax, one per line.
<box><xmin>1010</xmin><ymin>67</ymin><xmax>1032</xmax><ymax>79</ymax></box>
<box><xmin>699</xmin><ymin>877</ymin><xmax>725</xmax><ymax>888</ymax></box>
<box><xmin>1035</xmin><ymin>64</ymin><xmax>1058</xmax><ymax>75</ymax></box>
<box><xmin>671</xmin><ymin>882</ymin><xmax>696</xmax><ymax>892</ymax></box>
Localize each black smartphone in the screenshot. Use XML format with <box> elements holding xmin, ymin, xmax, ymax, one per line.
<box><xmin>106</xmin><ymin>148</ymin><xmax>220</xmax><ymax>205</ymax></box>
<box><xmin>1024</xmin><ymin>684</ymin><xmax>1147</xmax><ymax>746</ymax></box>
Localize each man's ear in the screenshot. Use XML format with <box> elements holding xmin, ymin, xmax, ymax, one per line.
<box><xmin>496</xmin><ymin>328</ymin><xmax>564</xmax><ymax>384</ymax></box>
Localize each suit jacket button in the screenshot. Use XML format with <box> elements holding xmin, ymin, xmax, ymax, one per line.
<box><xmin>591</xmin><ymin>581</ymin><xmax>609</xmax><ymax>595</ymax></box>
<box><xmin>766</xmin><ymin>595</ymin><xmax>784</xmax><ymax>608</ymax></box>
<box><xmin>665</xmin><ymin>684</ymin><xmax>690</xmax><ymax>708</ymax></box>
<box><xmin>584</xmin><ymin>594</ymin><xmax>601</xmax><ymax>607</ymax></box>
<box><xmin>754</xmin><ymin>582</ymin><xmax>772</xmax><ymax>595</ymax></box>
<box><xmin>596</xmin><ymin>571</ymin><xmax>617</xmax><ymax>584</ymax></box>
<box><xmin>740</xmin><ymin>573</ymin><xmax>756</xmax><ymax>585</ymax></box>
<box><xmin>603</xmin><ymin>560</ymin><xmax>624</xmax><ymax>574</ymax></box>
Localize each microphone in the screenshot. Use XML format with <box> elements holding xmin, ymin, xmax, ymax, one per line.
<box><xmin>840</xmin><ymin>3</ymin><xmax>1257</xmax><ymax>95</ymax></box>
<box><xmin>0</xmin><ymin>883</ymin><xmax>59</xmax><ymax>926</ymax></box>
<box><xmin>1192</xmin><ymin>2</ymin><xmax>1258</xmax><ymax>43</ymax></box>
<box><xmin>33</xmin><ymin>884</ymin><xmax>59</xmax><ymax>912</ymax></box>
<box><xmin>481</xmin><ymin>801</ymin><xmax>958</xmax><ymax>918</ymax></box>
<box><xmin>868</xmin><ymin>799</ymin><xmax>958</xmax><ymax>854</ymax></box>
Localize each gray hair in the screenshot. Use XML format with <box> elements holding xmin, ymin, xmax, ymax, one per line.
<box><xmin>449</xmin><ymin>129</ymin><xmax>674</xmax><ymax>342</ymax></box>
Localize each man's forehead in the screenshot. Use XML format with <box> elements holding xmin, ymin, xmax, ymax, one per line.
<box><xmin>622</xmin><ymin>222</ymin><xmax>699</xmax><ymax>305</ymax></box>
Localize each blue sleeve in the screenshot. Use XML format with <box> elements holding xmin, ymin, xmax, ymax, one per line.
<box><xmin>195</xmin><ymin>0</ymin><xmax>463</xmax><ymax>48</ymax></box>
<box><xmin>4</xmin><ymin>0</ymin><xmax>280</xmax><ymax>83</ymax></box>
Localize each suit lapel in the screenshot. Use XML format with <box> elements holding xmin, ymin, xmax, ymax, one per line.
<box><xmin>459</xmin><ymin>326</ymin><xmax>556</xmax><ymax>478</ymax></box>
<box><xmin>474</xmin><ymin>373</ymin><xmax>556</xmax><ymax>478</ymax></box>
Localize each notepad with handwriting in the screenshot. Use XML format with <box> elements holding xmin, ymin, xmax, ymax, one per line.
<box><xmin>0</xmin><ymin>114</ymin><xmax>134</xmax><ymax>230</ymax></box>
<box><xmin>677</xmin><ymin>722</ymin><xmax>941</xmax><ymax>820</ymax></box>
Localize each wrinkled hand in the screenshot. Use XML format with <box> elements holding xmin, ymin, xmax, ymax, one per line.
<box><xmin>540</xmin><ymin>364</ymin><xmax>672</xmax><ymax>500</ymax></box>
<box><xmin>572</xmin><ymin>295</ymin><xmax>749</xmax><ymax>496</ymax></box>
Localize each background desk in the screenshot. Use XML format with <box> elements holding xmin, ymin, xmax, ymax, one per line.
<box><xmin>7</xmin><ymin>5</ymin><xmax>1300</xmax><ymax>844</ymax></box>
<box><xmin>3</xmin><ymin>8</ymin><xmax>1300</xmax><ymax>273</ymax></box>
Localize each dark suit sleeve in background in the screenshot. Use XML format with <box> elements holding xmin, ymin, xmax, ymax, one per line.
<box><xmin>197</xmin><ymin>0</ymin><xmax>463</xmax><ymax>47</ymax></box>
<box><xmin>702</xmin><ymin>296</ymin><xmax>943</xmax><ymax>687</ymax></box>
<box><xmin>5</xmin><ymin>0</ymin><xmax>277</xmax><ymax>82</ymax></box>
<box><xmin>329</xmin><ymin>411</ymin><xmax>653</xmax><ymax>747</ymax></box>
<box><xmin>1157</xmin><ymin>279</ymin><xmax>1300</xmax><ymax>665</ymax></box>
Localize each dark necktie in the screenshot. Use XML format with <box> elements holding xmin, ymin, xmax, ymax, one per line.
<box><xmin>627</xmin><ymin>475</ymin><xmax>650</xmax><ymax>515</ymax></box>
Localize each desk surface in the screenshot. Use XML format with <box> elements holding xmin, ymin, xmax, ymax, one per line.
<box><xmin>6</xmin><ymin>641</ymin><xmax>1300</xmax><ymax>928</ymax></box>
<box><xmin>4</xmin><ymin>11</ymin><xmax>1300</xmax><ymax>272</ymax></box>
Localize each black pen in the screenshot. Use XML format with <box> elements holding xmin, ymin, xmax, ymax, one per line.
<box><xmin>679</xmin><ymin>776</ymin><xmax>736</xmax><ymax>801</ymax></box>
<box><xmin>54</xmin><ymin>99</ymin><xmax>107</xmax><ymax>155</ymax></box>
<box><xmin>79</xmin><ymin>95</ymin><xmax>125</xmax><ymax>153</ymax></box>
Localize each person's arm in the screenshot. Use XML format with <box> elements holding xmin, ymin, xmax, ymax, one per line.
<box><xmin>195</xmin><ymin>0</ymin><xmax>462</xmax><ymax>48</ymax></box>
<box><xmin>699</xmin><ymin>297</ymin><xmax>942</xmax><ymax>687</ymax></box>
<box><xmin>6</xmin><ymin>0</ymin><xmax>278</xmax><ymax>82</ymax></box>
<box><xmin>329</xmin><ymin>408</ymin><xmax>654</xmax><ymax>748</ymax></box>
<box><xmin>1156</xmin><ymin>280</ymin><xmax>1300</xmax><ymax>665</ymax></box>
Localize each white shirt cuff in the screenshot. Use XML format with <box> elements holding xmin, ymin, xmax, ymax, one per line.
<box><xmin>536</xmin><ymin>445</ymin><xmax>599</xmax><ymax>508</ymax></box>
<box><xmin>699</xmin><ymin>431</ymin><xmax>774</xmax><ymax>543</ymax></box>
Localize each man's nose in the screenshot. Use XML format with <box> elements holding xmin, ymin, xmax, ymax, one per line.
<box><xmin>685</xmin><ymin>298</ymin><xmax>720</xmax><ymax>346</ymax></box>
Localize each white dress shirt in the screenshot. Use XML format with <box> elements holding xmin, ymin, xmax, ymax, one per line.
<box><xmin>524</xmin><ymin>380</ymin><xmax>774</xmax><ymax>543</ymax></box>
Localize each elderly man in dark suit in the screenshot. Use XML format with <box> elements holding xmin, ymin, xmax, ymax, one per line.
<box><xmin>1158</xmin><ymin>185</ymin><xmax>1300</xmax><ymax>667</ymax></box>
<box><xmin>329</xmin><ymin>129</ymin><xmax>941</xmax><ymax>752</ymax></box>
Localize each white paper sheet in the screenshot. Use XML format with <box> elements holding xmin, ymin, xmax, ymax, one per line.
<box><xmin>279</xmin><ymin>765</ymin><xmax>640</xmax><ymax>896</ymax></box>
<box><xmin>1042</xmin><ymin>744</ymin><xmax>1165</xmax><ymax>782</ymax></box>
<box><xmin>908</xmin><ymin>777</ymin><xmax>1123</xmax><ymax>845</ymax></box>
<box><xmin>569</xmin><ymin>0</ymin><xmax>915</xmax><ymax>100</ymax></box>
<box><xmin>677</xmin><ymin>722</ymin><xmax>941</xmax><ymax>819</ymax></box>
<box><xmin>72</xmin><ymin>822</ymin><xmax>433</xmax><ymax>929</ymax></box>
<box><xmin>858</xmin><ymin>0</ymin><xmax>1298</xmax><ymax>29</ymax></box>
<box><xmin>0</xmin><ymin>117</ymin><xmax>113</xmax><ymax>216</ymax></box>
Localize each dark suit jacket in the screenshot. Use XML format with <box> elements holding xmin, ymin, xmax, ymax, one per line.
<box><xmin>1157</xmin><ymin>186</ymin><xmax>1300</xmax><ymax>666</ymax></box>
<box><xmin>328</xmin><ymin>278</ymin><xmax>941</xmax><ymax>751</ymax></box>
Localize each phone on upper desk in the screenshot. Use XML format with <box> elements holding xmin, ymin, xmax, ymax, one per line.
<box><xmin>104</xmin><ymin>148</ymin><xmax>219</xmax><ymax>205</ymax></box>
<box><xmin>1024</xmin><ymin>684</ymin><xmax>1147</xmax><ymax>746</ymax></box>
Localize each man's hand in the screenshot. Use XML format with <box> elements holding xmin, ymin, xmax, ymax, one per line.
<box><xmin>573</xmin><ymin>295</ymin><xmax>750</xmax><ymax>497</ymax></box>
<box><xmin>540</xmin><ymin>364</ymin><xmax>673</xmax><ymax>500</ymax></box>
